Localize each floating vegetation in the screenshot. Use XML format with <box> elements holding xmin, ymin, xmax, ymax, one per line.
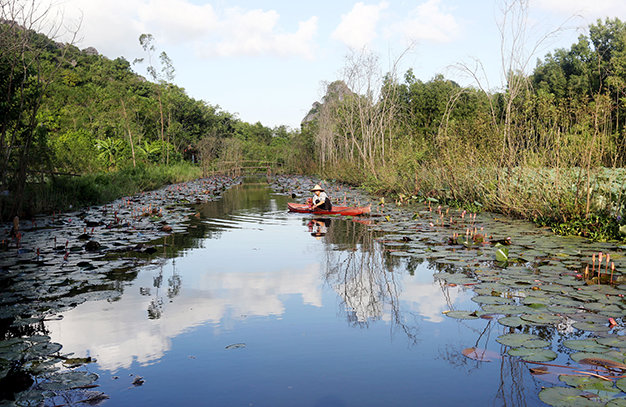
<box><xmin>1</xmin><ymin>174</ymin><xmax>625</xmax><ymax>405</ymax></box>
<box><xmin>299</xmin><ymin>180</ymin><xmax>626</xmax><ymax>406</ymax></box>
<box><xmin>0</xmin><ymin>175</ymin><xmax>244</xmax><ymax>404</ymax></box>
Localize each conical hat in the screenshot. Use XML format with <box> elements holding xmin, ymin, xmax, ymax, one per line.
<box><xmin>310</xmin><ymin>184</ymin><xmax>324</xmax><ymax>192</ymax></box>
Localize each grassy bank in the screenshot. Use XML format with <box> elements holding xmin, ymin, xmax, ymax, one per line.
<box><xmin>319</xmin><ymin>162</ymin><xmax>626</xmax><ymax>242</ymax></box>
<box><xmin>1</xmin><ymin>163</ymin><xmax>202</xmax><ymax>220</ymax></box>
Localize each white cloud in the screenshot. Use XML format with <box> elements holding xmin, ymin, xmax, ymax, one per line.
<box><xmin>398</xmin><ymin>0</ymin><xmax>460</xmax><ymax>43</ymax></box>
<box><xmin>52</xmin><ymin>0</ymin><xmax>317</xmax><ymax>60</ymax></box>
<box><xmin>533</xmin><ymin>0</ymin><xmax>626</xmax><ymax>22</ymax></box>
<box><xmin>47</xmin><ymin>263</ymin><xmax>323</xmax><ymax>372</ymax></box>
<box><xmin>332</xmin><ymin>2</ymin><xmax>389</xmax><ymax>49</ymax></box>
<box><xmin>199</xmin><ymin>9</ymin><xmax>318</xmax><ymax>59</ymax></box>
<box><xmin>137</xmin><ymin>0</ymin><xmax>218</xmax><ymax>43</ymax></box>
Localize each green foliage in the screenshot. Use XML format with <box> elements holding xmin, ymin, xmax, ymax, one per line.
<box><xmin>535</xmin><ymin>214</ymin><xmax>624</xmax><ymax>242</ymax></box>
<box><xmin>1</xmin><ymin>163</ymin><xmax>203</xmax><ymax>218</ymax></box>
<box><xmin>50</xmin><ymin>130</ymin><xmax>99</xmax><ymax>173</ymax></box>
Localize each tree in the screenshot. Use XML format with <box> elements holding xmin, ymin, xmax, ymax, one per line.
<box><xmin>134</xmin><ymin>34</ymin><xmax>175</xmax><ymax>164</ymax></box>
<box><xmin>0</xmin><ymin>0</ymin><xmax>79</xmax><ymax>216</ymax></box>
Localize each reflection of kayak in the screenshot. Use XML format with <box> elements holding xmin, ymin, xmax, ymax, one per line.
<box><xmin>287</xmin><ymin>203</ymin><xmax>371</xmax><ymax>216</ymax></box>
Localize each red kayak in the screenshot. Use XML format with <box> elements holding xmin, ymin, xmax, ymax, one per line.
<box><xmin>287</xmin><ymin>203</ymin><xmax>371</xmax><ymax>216</ymax></box>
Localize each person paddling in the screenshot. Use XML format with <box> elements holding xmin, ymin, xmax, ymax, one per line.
<box><xmin>310</xmin><ymin>184</ymin><xmax>332</xmax><ymax>211</ymax></box>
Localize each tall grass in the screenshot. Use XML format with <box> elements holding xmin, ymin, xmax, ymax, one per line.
<box><xmin>1</xmin><ymin>162</ymin><xmax>202</xmax><ymax>219</ymax></box>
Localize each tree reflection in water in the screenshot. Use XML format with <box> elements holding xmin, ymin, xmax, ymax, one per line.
<box><xmin>321</xmin><ymin>219</ymin><xmax>534</xmax><ymax>405</ymax></box>
<box><xmin>320</xmin><ymin>220</ymin><xmax>419</xmax><ymax>343</ymax></box>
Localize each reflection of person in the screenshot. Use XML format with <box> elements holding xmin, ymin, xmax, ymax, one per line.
<box><xmin>310</xmin><ymin>184</ymin><xmax>332</xmax><ymax>211</ymax></box>
<box><xmin>308</xmin><ymin>218</ymin><xmax>331</xmax><ymax>238</ymax></box>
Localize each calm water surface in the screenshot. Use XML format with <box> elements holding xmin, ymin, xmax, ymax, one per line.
<box><xmin>45</xmin><ymin>181</ymin><xmax>543</xmax><ymax>406</ymax></box>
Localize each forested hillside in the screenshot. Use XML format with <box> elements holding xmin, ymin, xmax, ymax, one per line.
<box><xmin>0</xmin><ymin>15</ymin><xmax>304</xmax><ymax>218</ymax></box>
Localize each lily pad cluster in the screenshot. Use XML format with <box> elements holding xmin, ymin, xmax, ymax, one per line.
<box><xmin>308</xmin><ymin>186</ymin><xmax>626</xmax><ymax>406</ymax></box>
<box><xmin>0</xmin><ymin>174</ymin><xmax>242</xmax><ymax>404</ymax></box>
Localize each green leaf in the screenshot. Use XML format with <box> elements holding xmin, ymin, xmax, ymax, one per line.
<box><xmin>496</xmin><ymin>333</ymin><xmax>540</xmax><ymax>347</ymax></box>
<box><xmin>508</xmin><ymin>347</ymin><xmax>557</xmax><ymax>361</ymax></box>
<box><xmin>538</xmin><ymin>386</ymin><xmax>599</xmax><ymax>407</ymax></box>
<box><xmin>445</xmin><ymin>310</ymin><xmax>479</xmax><ymax>320</ymax></box>
<box><xmin>495</xmin><ymin>243</ymin><xmax>509</xmax><ymax>263</ymax></box>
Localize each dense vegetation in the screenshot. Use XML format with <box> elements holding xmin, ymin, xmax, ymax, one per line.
<box><xmin>1</xmin><ymin>0</ymin><xmax>625</xmax><ymax>240</ymax></box>
<box><xmin>301</xmin><ymin>16</ymin><xmax>626</xmax><ymax>241</ymax></box>
<box><xmin>0</xmin><ymin>7</ymin><xmax>301</xmax><ymax>218</ymax></box>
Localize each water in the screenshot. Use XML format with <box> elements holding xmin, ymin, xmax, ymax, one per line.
<box><xmin>30</xmin><ymin>180</ymin><xmax>550</xmax><ymax>406</ymax></box>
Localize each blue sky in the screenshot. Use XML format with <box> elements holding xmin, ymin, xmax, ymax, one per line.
<box><xmin>49</xmin><ymin>0</ymin><xmax>626</xmax><ymax>128</ymax></box>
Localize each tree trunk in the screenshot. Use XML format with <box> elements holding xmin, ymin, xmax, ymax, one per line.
<box><xmin>120</xmin><ymin>98</ymin><xmax>136</xmax><ymax>167</ymax></box>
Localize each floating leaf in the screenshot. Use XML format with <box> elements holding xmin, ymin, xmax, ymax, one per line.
<box><xmin>495</xmin><ymin>243</ymin><xmax>509</xmax><ymax>263</ymax></box>
<box><xmin>559</xmin><ymin>374</ymin><xmax>617</xmax><ymax>391</ymax></box>
<box><xmin>538</xmin><ymin>386</ymin><xmax>600</xmax><ymax>407</ymax></box>
<box><xmin>445</xmin><ymin>311</ymin><xmax>479</xmax><ymax>320</ymax></box>
<box><xmin>471</xmin><ymin>295</ymin><xmax>512</xmax><ymax>305</ymax></box>
<box><xmin>496</xmin><ymin>333</ymin><xmax>540</xmax><ymax>347</ymax></box>
<box><xmin>39</xmin><ymin>371</ymin><xmax>99</xmax><ymax>391</ymax></box>
<box><xmin>547</xmin><ymin>305</ymin><xmax>580</xmax><ymax>314</ymax></box>
<box><xmin>481</xmin><ymin>304</ymin><xmax>526</xmax><ymax>315</ymax></box>
<box><xmin>498</xmin><ymin>316</ymin><xmax>526</xmax><ymax>328</ymax></box>
<box><xmin>520</xmin><ymin>313</ymin><xmax>562</xmax><ymax>325</ymax></box>
<box><xmin>508</xmin><ymin>347</ymin><xmax>557</xmax><ymax>362</ymax></box>
<box><xmin>563</xmin><ymin>339</ymin><xmax>610</xmax><ymax>353</ymax></box>
<box><xmin>597</xmin><ymin>337</ymin><xmax>626</xmax><ymax>349</ymax></box>
<box><xmin>616</xmin><ymin>378</ymin><xmax>626</xmax><ymax>393</ymax></box>
<box><xmin>572</xmin><ymin>321</ymin><xmax>610</xmax><ymax>332</ymax></box>
<box><xmin>606</xmin><ymin>397</ymin><xmax>626</xmax><ymax>407</ymax></box>
<box><xmin>523</xmin><ymin>339</ymin><xmax>551</xmax><ymax>348</ymax></box>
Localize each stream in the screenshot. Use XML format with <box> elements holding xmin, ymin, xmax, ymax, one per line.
<box><xmin>2</xmin><ymin>176</ymin><xmax>626</xmax><ymax>406</ymax></box>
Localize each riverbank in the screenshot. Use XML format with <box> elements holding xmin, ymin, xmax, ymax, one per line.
<box><xmin>0</xmin><ymin>163</ymin><xmax>202</xmax><ymax>221</ymax></box>
<box><xmin>318</xmin><ymin>163</ymin><xmax>626</xmax><ymax>242</ymax></box>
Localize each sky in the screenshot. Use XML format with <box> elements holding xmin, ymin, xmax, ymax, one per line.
<box><xmin>37</xmin><ymin>0</ymin><xmax>626</xmax><ymax>128</ymax></box>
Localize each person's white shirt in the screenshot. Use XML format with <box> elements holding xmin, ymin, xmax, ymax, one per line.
<box><xmin>313</xmin><ymin>191</ymin><xmax>328</xmax><ymax>205</ymax></box>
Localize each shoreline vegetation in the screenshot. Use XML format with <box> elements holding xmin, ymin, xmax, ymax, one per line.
<box><xmin>0</xmin><ymin>1</ymin><xmax>624</xmax><ymax>241</ymax></box>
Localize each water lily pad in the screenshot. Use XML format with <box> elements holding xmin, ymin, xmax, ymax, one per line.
<box><xmin>572</xmin><ymin>321</ymin><xmax>610</xmax><ymax>332</ymax></box>
<box><xmin>0</xmin><ymin>340</ymin><xmax>29</xmax><ymax>361</ymax></box>
<box><xmin>538</xmin><ymin>386</ymin><xmax>600</xmax><ymax>407</ymax></box>
<box><xmin>27</xmin><ymin>342</ymin><xmax>62</xmax><ymax>357</ymax></box>
<box><xmin>481</xmin><ymin>304</ymin><xmax>527</xmax><ymax>315</ymax></box>
<box><xmin>508</xmin><ymin>347</ymin><xmax>557</xmax><ymax>361</ymax></box>
<box><xmin>571</xmin><ymin>351</ymin><xmax>624</xmax><ymax>364</ymax></box>
<box><xmin>496</xmin><ymin>333</ymin><xmax>540</xmax><ymax>347</ymax></box>
<box><xmin>520</xmin><ymin>313</ymin><xmax>562</xmax><ymax>325</ymax></box>
<box><xmin>522</xmin><ymin>296</ymin><xmax>552</xmax><ymax>306</ymax></box>
<box><xmin>563</xmin><ymin>339</ymin><xmax>610</xmax><ymax>353</ymax></box>
<box><xmin>471</xmin><ymin>295</ymin><xmax>512</xmax><ymax>305</ymax></box>
<box><xmin>445</xmin><ymin>310</ymin><xmax>479</xmax><ymax>320</ymax></box>
<box><xmin>39</xmin><ymin>371</ymin><xmax>99</xmax><ymax>391</ymax></box>
<box><xmin>582</xmin><ymin>303</ymin><xmax>624</xmax><ymax>317</ymax></box>
<box><xmin>547</xmin><ymin>305</ymin><xmax>580</xmax><ymax>314</ymax></box>
<box><xmin>606</xmin><ymin>397</ymin><xmax>626</xmax><ymax>407</ymax></box>
<box><xmin>559</xmin><ymin>374</ymin><xmax>619</xmax><ymax>393</ymax></box>
<box><xmin>597</xmin><ymin>336</ymin><xmax>626</xmax><ymax>349</ymax></box>
<box><xmin>522</xmin><ymin>339</ymin><xmax>551</xmax><ymax>348</ymax></box>
<box><xmin>616</xmin><ymin>378</ymin><xmax>626</xmax><ymax>393</ymax></box>
<box><xmin>498</xmin><ymin>316</ymin><xmax>527</xmax><ymax>328</ymax></box>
